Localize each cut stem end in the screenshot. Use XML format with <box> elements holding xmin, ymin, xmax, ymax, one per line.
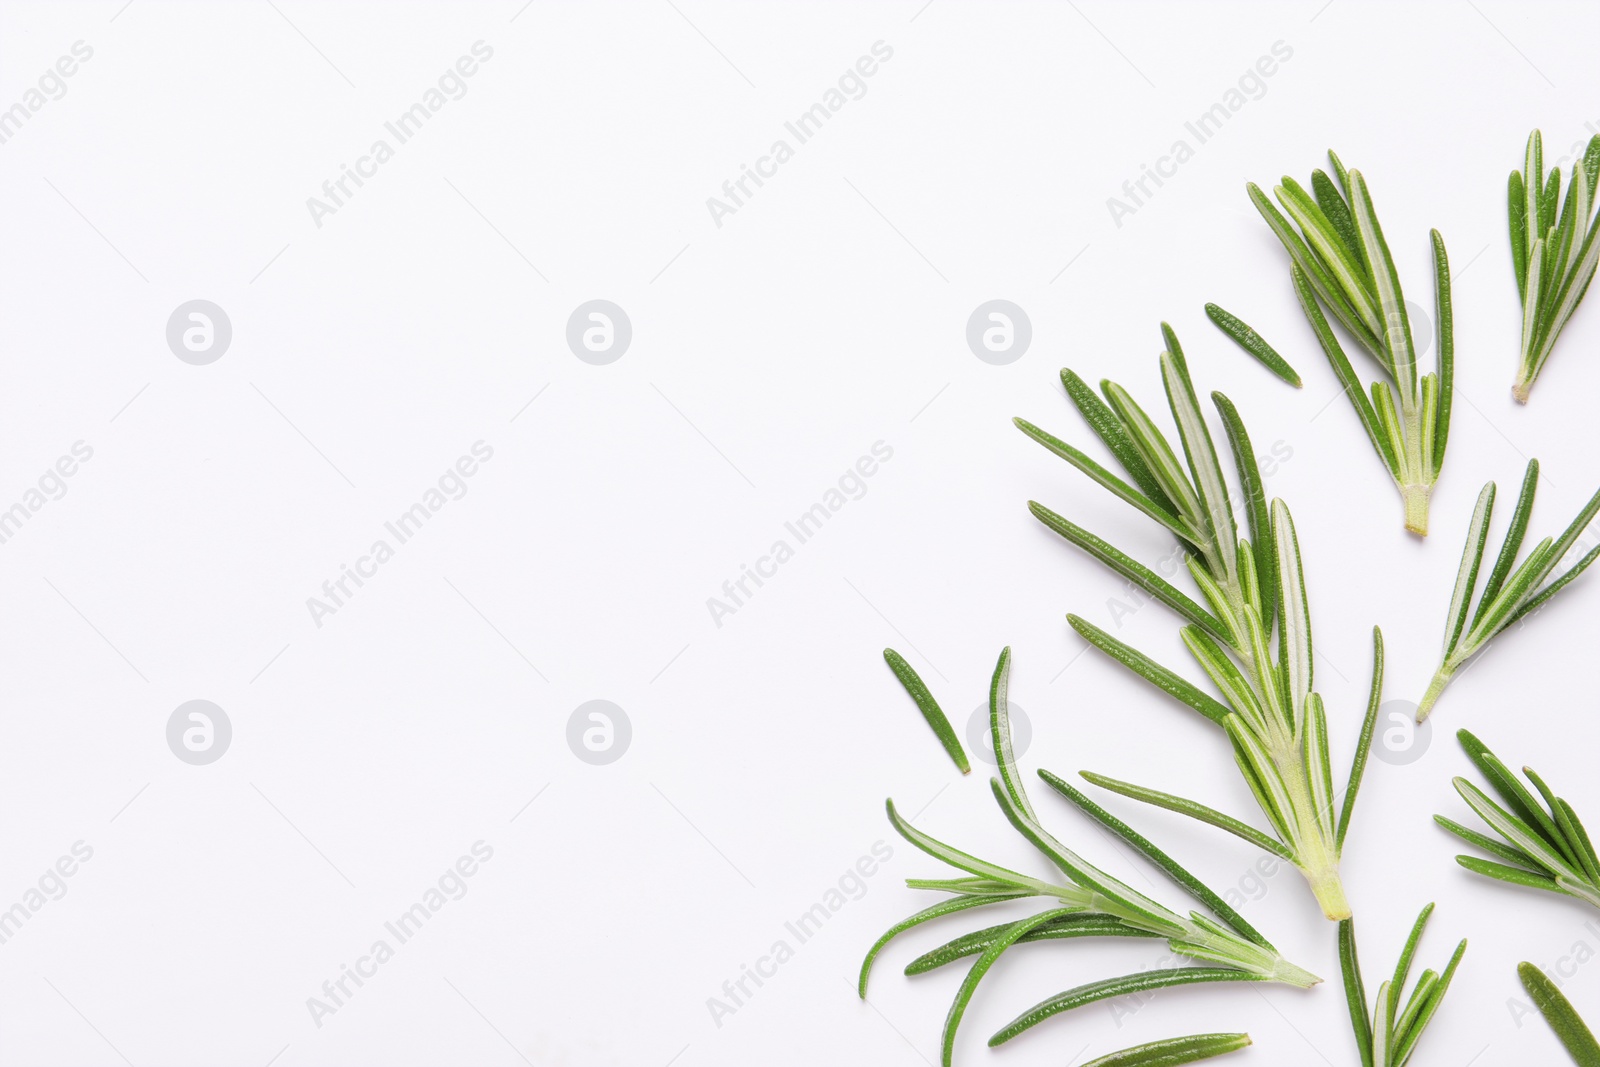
<box><xmin>1305</xmin><ymin>865</ymin><xmax>1351</xmax><ymax>922</ymax></box>
<box><xmin>1417</xmin><ymin>668</ymin><xmax>1452</xmax><ymax>723</ymax></box>
<box><xmin>1402</xmin><ymin>484</ymin><xmax>1431</xmax><ymax>537</ymax></box>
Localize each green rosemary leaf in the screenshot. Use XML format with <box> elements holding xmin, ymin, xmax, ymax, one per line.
<box><xmin>859</xmin><ymin>892</ymin><xmax>1027</xmax><ymax>996</ymax></box>
<box><xmin>1066</xmin><ymin>614</ymin><xmax>1233</xmax><ymax>725</ymax></box>
<box><xmin>1302</xmin><ymin>695</ymin><xmax>1336</xmax><ymax>844</ymax></box>
<box><xmin>988</xmin><ymin>647</ymin><xmax>1033</xmax><ymax>820</ymax></box>
<box><xmin>1556</xmin><ymin>797</ymin><xmax>1600</xmax><ymax>889</ymax></box>
<box><xmin>942</xmin><ymin>909</ymin><xmax>1077</xmax><ymax>1067</ymax></box>
<box><xmin>1329</xmin><ymin>149</ymin><xmax>1353</xmax><ymax>199</ymax></box>
<box><xmin>1389</xmin><ymin>903</ymin><xmax>1434</xmax><ymax>1018</ymax></box>
<box><xmin>989</xmin><ymin>969</ymin><xmax>1269</xmax><ymax>1047</ymax></box>
<box><xmin>1273</xmin><ymin>500</ymin><xmax>1313</xmax><ymax>721</ymax></box>
<box><xmin>1339</xmin><ymin>920</ymin><xmax>1375</xmax><ymax>1067</ymax></box>
<box><xmin>1434</xmin><ymin>814</ymin><xmax>1543</xmax><ymax>869</ymax></box>
<box><xmin>1446</xmin><ymin>483</ymin><xmax>1491</xmax><ymax>659</ymax></box>
<box><xmin>1520</xmin><ymin>961</ymin><xmax>1600</xmax><ymax>1066</ymax></box>
<box><xmin>1079</xmin><ymin>1033</ymin><xmax>1252</xmax><ymax>1067</ymax></box>
<box><xmin>1078</xmin><ymin>769</ymin><xmax>1294</xmax><ymax>861</ymax></box>
<box><xmin>1453</xmin><ymin>733</ymin><xmax>1564</xmax><ymax>856</ymax></box>
<box><xmin>1102</xmin><ymin>381</ymin><xmax>1207</xmax><ymax>532</ymax></box>
<box><xmin>1013</xmin><ymin>418</ymin><xmax>1198</xmax><ymax>543</ymax></box>
<box><xmin>1431</xmin><ymin>229</ymin><xmax>1454</xmax><ymax>475</ymax></box>
<box><xmin>1037</xmin><ymin>769</ymin><xmax>1273</xmax><ymax>950</ymax></box>
<box><xmin>884</xmin><ymin>799</ymin><xmax>1048</xmax><ymax>890</ymax></box>
<box><xmin>1458</xmin><ymin>854</ymin><xmax>1565</xmax><ymax>894</ymax></box>
<box><xmin>1223</xmin><ymin>716</ymin><xmax>1298</xmax><ymax>848</ymax></box>
<box><xmin>1349</xmin><ymin>169</ymin><xmax>1417</xmax><ymax>396</ymax></box>
<box><xmin>1161</xmin><ymin>351</ymin><xmax>1238</xmax><ymax>589</ymax></box>
<box><xmin>1030</xmin><ymin>504</ymin><xmax>1230</xmax><ymax>641</ymax></box>
<box><xmin>1453</xmin><ymin>779</ymin><xmax>1584</xmax><ymax>882</ymax></box>
<box><xmin>1472</xmin><ymin>460</ymin><xmax>1538</xmax><ymax>627</ymax></box>
<box><xmin>905</xmin><ymin>877</ymin><xmax>1026</xmax><ymax>894</ymax></box>
<box><xmin>1392</xmin><ymin>941</ymin><xmax>1466</xmax><ymax>1064</ymax></box>
<box><xmin>1312</xmin><ymin>169</ymin><xmax>1363</xmax><ymax>270</ymax></box>
<box><xmin>905</xmin><ymin>914</ymin><xmax>1158</xmax><ymax>975</ymax></box>
<box><xmin>1531</xmin><ymin>482</ymin><xmax>1600</xmax><ymax>591</ymax></box>
<box><xmin>883</xmin><ymin>649</ymin><xmax>969</xmax><ymax>774</ymax></box>
<box><xmin>1212</xmin><ymin>391</ymin><xmax>1278</xmax><ymax>625</ymax></box>
<box><xmin>1062</xmin><ymin>369</ymin><xmax>1175</xmax><ymax>510</ymax></box>
<box><xmin>1290</xmin><ymin>263</ymin><xmax>1398</xmax><ymax>476</ymax></box>
<box><xmin>1512</xmin><ymin>542</ymin><xmax>1600</xmax><ymax>626</ymax></box>
<box><xmin>1204</xmin><ymin>305</ymin><xmax>1303</xmax><ymax>388</ymax></box>
<box><xmin>1336</xmin><ymin>627</ymin><xmax>1384</xmax><ymax>853</ymax></box>
<box><xmin>1511</xmin><ymin>169</ymin><xmax>1530</xmax><ymax>298</ymax></box>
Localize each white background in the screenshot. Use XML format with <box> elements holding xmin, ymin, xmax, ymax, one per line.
<box><xmin>2</xmin><ymin>1</ymin><xmax>1599</xmax><ymax>1064</ymax></box>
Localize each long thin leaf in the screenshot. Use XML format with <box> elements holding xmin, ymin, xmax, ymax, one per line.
<box><xmin>1290</xmin><ymin>263</ymin><xmax>1399</xmax><ymax>475</ymax></box>
<box><xmin>1080</xmin><ymin>1033</ymin><xmax>1252</xmax><ymax>1067</ymax></box>
<box><xmin>1014</xmin><ymin>417</ymin><xmax>1198</xmax><ymax>542</ymax></box>
<box><xmin>1443</xmin><ymin>483</ymin><xmax>1496</xmax><ymax>661</ymax></box>
<box><xmin>1162</xmin><ymin>351</ymin><xmax>1238</xmax><ymax>589</ymax></box>
<box><xmin>860</xmin><ymin>893</ymin><xmax>1027</xmax><ymax>996</ymax></box>
<box><xmin>884</xmin><ymin>649</ymin><xmax>970</xmax><ymax>774</ymax></box>
<box><xmin>1213</xmin><ymin>391</ymin><xmax>1278</xmax><ymax>629</ymax></box>
<box><xmin>1473</xmin><ymin>461</ymin><xmax>1538</xmax><ymax>628</ymax></box>
<box><xmin>990</xmin><ymin>968</ymin><xmax>1269</xmax><ymax>1047</ymax></box>
<box><xmin>1079</xmin><ymin>770</ymin><xmax>1294</xmax><ymax>860</ymax></box>
<box><xmin>1067</xmin><ymin>614</ymin><xmax>1234</xmax><ymax>725</ymax></box>
<box><xmin>1205</xmin><ymin>304</ymin><xmax>1303</xmax><ymax>387</ymax></box>
<box><xmin>1339</xmin><ymin>919</ymin><xmax>1374</xmax><ymax>1067</ymax></box>
<box><xmin>1030</xmin><ymin>503</ymin><xmax>1231</xmax><ymax>641</ymax></box>
<box><xmin>1062</xmin><ymin>369</ymin><xmax>1175</xmax><ymax>510</ymax></box>
<box><xmin>1432</xmin><ymin>228</ymin><xmax>1454</xmax><ymax>475</ymax></box>
<box><xmin>1520</xmin><ymin>961</ymin><xmax>1600</xmax><ymax>1067</ymax></box>
<box><xmin>1349</xmin><ymin>170</ymin><xmax>1418</xmax><ymax>402</ymax></box>
<box><xmin>1273</xmin><ymin>501</ymin><xmax>1313</xmax><ymax>720</ymax></box>
<box><xmin>906</xmin><ymin>914</ymin><xmax>1158</xmax><ymax>974</ymax></box>
<box><xmin>942</xmin><ymin>909</ymin><xmax>1077</xmax><ymax>1067</ymax></box>
<box><xmin>1337</xmin><ymin>627</ymin><xmax>1385</xmax><ymax>852</ymax></box>
<box><xmin>988</xmin><ymin>646</ymin><xmax>1034</xmax><ymax>820</ymax></box>
<box><xmin>1434</xmin><ymin>815</ymin><xmax>1543</xmax><ymax>869</ymax></box>
<box><xmin>884</xmin><ymin>799</ymin><xmax>1053</xmax><ymax>891</ymax></box>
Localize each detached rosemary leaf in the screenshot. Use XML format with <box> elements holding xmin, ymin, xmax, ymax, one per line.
<box><xmin>1520</xmin><ymin>961</ymin><xmax>1600</xmax><ymax>1066</ymax></box>
<box><xmin>883</xmin><ymin>649</ymin><xmax>969</xmax><ymax>774</ymax></box>
<box><xmin>1205</xmin><ymin>303</ymin><xmax>1303</xmax><ymax>387</ymax></box>
<box><xmin>989</xmin><ymin>969</ymin><xmax>1269</xmax><ymax>1047</ymax></box>
<box><xmin>1079</xmin><ymin>1032</ymin><xmax>1252</xmax><ymax>1067</ymax></box>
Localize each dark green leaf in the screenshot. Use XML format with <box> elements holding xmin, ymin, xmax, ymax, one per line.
<box><xmin>1067</xmin><ymin>614</ymin><xmax>1233</xmax><ymax>725</ymax></box>
<box><xmin>990</xmin><ymin>968</ymin><xmax>1269</xmax><ymax>1047</ymax></box>
<box><xmin>1520</xmin><ymin>961</ymin><xmax>1600</xmax><ymax>1067</ymax></box>
<box><xmin>1205</xmin><ymin>304</ymin><xmax>1303</xmax><ymax>387</ymax></box>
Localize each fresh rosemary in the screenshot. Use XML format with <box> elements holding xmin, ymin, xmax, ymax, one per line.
<box><xmin>1017</xmin><ymin>335</ymin><xmax>1382</xmax><ymax>920</ymax></box>
<box><xmin>1417</xmin><ymin>459</ymin><xmax>1600</xmax><ymax>720</ymax></box>
<box><xmin>1509</xmin><ymin>129</ymin><xmax>1600</xmax><ymax>402</ymax></box>
<box><xmin>1248</xmin><ymin>152</ymin><xmax>1453</xmax><ymax>535</ymax></box>
<box><xmin>1338</xmin><ymin>904</ymin><xmax>1466</xmax><ymax>1067</ymax></box>
<box><xmin>1435</xmin><ymin>729</ymin><xmax>1600</xmax><ymax>911</ymax></box>
<box><xmin>862</xmin><ymin>648</ymin><xmax>1318</xmax><ymax>1067</ymax></box>
<box><xmin>1520</xmin><ymin>961</ymin><xmax>1600</xmax><ymax>1065</ymax></box>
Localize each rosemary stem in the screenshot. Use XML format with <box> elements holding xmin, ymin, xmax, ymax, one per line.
<box><xmin>1416</xmin><ymin>667</ymin><xmax>1453</xmax><ymax>722</ymax></box>
<box><xmin>1401</xmin><ymin>482</ymin><xmax>1431</xmax><ymax>536</ymax></box>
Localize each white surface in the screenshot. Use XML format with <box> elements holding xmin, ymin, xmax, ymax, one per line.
<box><xmin>2</xmin><ymin>1</ymin><xmax>1599</xmax><ymax>1064</ymax></box>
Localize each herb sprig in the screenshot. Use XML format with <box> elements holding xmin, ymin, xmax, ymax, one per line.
<box><xmin>1248</xmin><ymin>152</ymin><xmax>1453</xmax><ymax>535</ymax></box>
<box><xmin>1017</xmin><ymin>335</ymin><xmax>1382</xmax><ymax>920</ymax></box>
<box><xmin>1417</xmin><ymin>460</ymin><xmax>1600</xmax><ymax>720</ymax></box>
<box><xmin>1434</xmin><ymin>729</ymin><xmax>1600</xmax><ymax>911</ymax></box>
<box><xmin>1338</xmin><ymin>905</ymin><xmax>1466</xmax><ymax>1067</ymax></box>
<box><xmin>862</xmin><ymin>648</ymin><xmax>1319</xmax><ymax>1067</ymax></box>
<box><xmin>1509</xmin><ymin>129</ymin><xmax>1600</xmax><ymax>402</ymax></box>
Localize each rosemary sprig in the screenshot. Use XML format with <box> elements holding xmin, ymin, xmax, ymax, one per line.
<box><xmin>1248</xmin><ymin>151</ymin><xmax>1453</xmax><ymax>535</ymax></box>
<box><xmin>1416</xmin><ymin>459</ymin><xmax>1600</xmax><ymax>720</ymax></box>
<box><xmin>1338</xmin><ymin>905</ymin><xmax>1466</xmax><ymax>1067</ymax></box>
<box><xmin>1434</xmin><ymin>730</ymin><xmax>1600</xmax><ymax>911</ymax></box>
<box><xmin>1519</xmin><ymin>961</ymin><xmax>1600</xmax><ymax>1066</ymax></box>
<box><xmin>1509</xmin><ymin>129</ymin><xmax>1600</xmax><ymax>402</ymax></box>
<box><xmin>862</xmin><ymin>648</ymin><xmax>1319</xmax><ymax>1067</ymax></box>
<box><xmin>1017</xmin><ymin>336</ymin><xmax>1383</xmax><ymax>920</ymax></box>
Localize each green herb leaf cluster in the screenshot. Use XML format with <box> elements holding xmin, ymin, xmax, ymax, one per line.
<box><xmin>1509</xmin><ymin>129</ymin><xmax>1600</xmax><ymax>403</ymax></box>
<box><xmin>1248</xmin><ymin>152</ymin><xmax>1453</xmax><ymax>535</ymax></box>
<box><xmin>1017</xmin><ymin>335</ymin><xmax>1382</xmax><ymax>920</ymax></box>
<box><xmin>1418</xmin><ymin>461</ymin><xmax>1600</xmax><ymax>720</ymax></box>
<box><xmin>862</xmin><ymin>648</ymin><xmax>1319</xmax><ymax>1067</ymax></box>
<box><xmin>1338</xmin><ymin>904</ymin><xmax>1466</xmax><ymax>1067</ymax></box>
<box><xmin>1435</xmin><ymin>730</ymin><xmax>1600</xmax><ymax>910</ymax></box>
